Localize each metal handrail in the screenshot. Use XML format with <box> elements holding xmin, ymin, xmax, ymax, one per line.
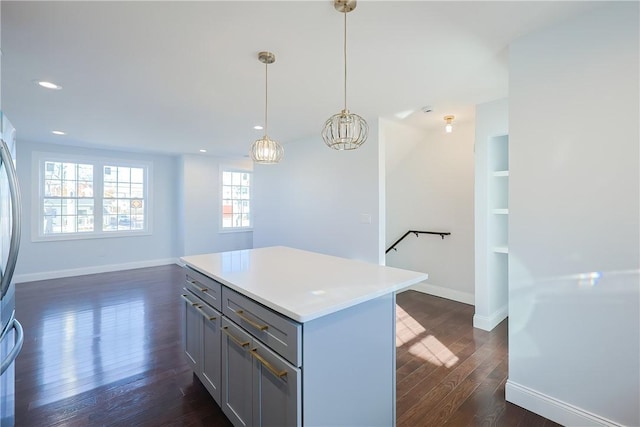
<box><xmin>386</xmin><ymin>230</ymin><xmax>451</xmax><ymax>254</ymax></box>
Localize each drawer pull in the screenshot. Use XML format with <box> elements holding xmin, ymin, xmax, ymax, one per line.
<box><xmin>250</xmin><ymin>348</ymin><xmax>287</xmax><ymax>378</ymax></box>
<box><xmin>235</xmin><ymin>310</ymin><xmax>269</xmax><ymax>331</ymax></box>
<box><xmin>222</xmin><ymin>326</ymin><xmax>249</xmax><ymax>348</ymax></box>
<box><xmin>181</xmin><ymin>294</ymin><xmax>200</xmax><ymax>306</ymax></box>
<box><xmin>188</xmin><ymin>280</ymin><xmax>208</xmax><ymax>293</ymax></box>
<box><xmin>195</xmin><ymin>306</ymin><xmax>216</xmax><ymax>321</ymax></box>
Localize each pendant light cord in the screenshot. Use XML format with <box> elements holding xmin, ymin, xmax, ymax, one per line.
<box><xmin>343</xmin><ymin>11</ymin><xmax>348</xmax><ymax>112</ymax></box>
<box><xmin>264</xmin><ymin>61</ymin><xmax>269</xmax><ymax>136</ymax></box>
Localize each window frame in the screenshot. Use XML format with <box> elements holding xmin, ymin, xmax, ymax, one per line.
<box><xmin>219</xmin><ymin>166</ymin><xmax>252</xmax><ymax>232</ymax></box>
<box><xmin>32</xmin><ymin>152</ymin><xmax>153</xmax><ymax>242</ymax></box>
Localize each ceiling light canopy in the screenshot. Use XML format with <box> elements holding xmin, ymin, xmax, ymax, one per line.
<box><xmin>444</xmin><ymin>115</ymin><xmax>455</xmax><ymax>133</ymax></box>
<box><xmin>249</xmin><ymin>51</ymin><xmax>284</xmax><ymax>164</ymax></box>
<box><xmin>321</xmin><ymin>0</ymin><xmax>368</xmax><ymax>151</ymax></box>
<box><xmin>37</xmin><ymin>80</ymin><xmax>62</xmax><ymax>90</ymax></box>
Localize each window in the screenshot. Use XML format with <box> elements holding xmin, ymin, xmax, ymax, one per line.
<box><xmin>221</xmin><ymin>170</ymin><xmax>251</xmax><ymax>230</ymax></box>
<box><xmin>35</xmin><ymin>153</ymin><xmax>151</xmax><ymax>240</ymax></box>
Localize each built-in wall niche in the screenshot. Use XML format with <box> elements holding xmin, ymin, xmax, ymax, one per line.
<box><xmin>489</xmin><ymin>135</ymin><xmax>509</xmax><ymax>172</ymax></box>
<box><xmin>488</xmin><ymin>134</ymin><xmax>509</xmax><ymax>257</ymax></box>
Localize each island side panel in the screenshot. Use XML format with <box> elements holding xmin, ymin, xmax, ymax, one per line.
<box><xmin>302</xmin><ymin>292</ymin><xmax>396</xmax><ymax>427</ymax></box>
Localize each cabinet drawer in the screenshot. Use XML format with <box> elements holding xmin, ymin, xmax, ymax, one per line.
<box><xmin>185</xmin><ymin>267</ymin><xmax>222</xmax><ymax>311</ymax></box>
<box><xmin>222</xmin><ymin>287</ymin><xmax>301</xmax><ymax>367</ymax></box>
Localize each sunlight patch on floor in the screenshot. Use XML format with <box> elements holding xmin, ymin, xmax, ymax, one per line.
<box><xmin>396</xmin><ymin>305</ymin><xmax>459</xmax><ymax>368</ymax></box>
<box><xmin>409</xmin><ymin>335</ymin><xmax>459</xmax><ymax>368</ymax></box>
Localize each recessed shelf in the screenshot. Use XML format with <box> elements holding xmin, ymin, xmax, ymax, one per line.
<box><xmin>493</xmin><ymin>246</ymin><xmax>509</xmax><ymax>254</ymax></box>
<box><xmin>492</xmin><ymin>208</ymin><xmax>509</xmax><ymax>215</ymax></box>
<box><xmin>493</xmin><ymin>170</ymin><xmax>509</xmax><ymax>177</ymax></box>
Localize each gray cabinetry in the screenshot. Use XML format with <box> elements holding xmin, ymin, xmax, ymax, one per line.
<box><xmin>181</xmin><ymin>274</ymin><xmax>223</xmax><ymax>406</ymax></box>
<box><xmin>251</xmin><ymin>339</ymin><xmax>300</xmax><ymax>427</ymax></box>
<box><xmin>181</xmin><ymin>292</ymin><xmax>201</xmax><ymax>370</ymax></box>
<box><xmin>200</xmin><ymin>303</ymin><xmax>222</xmax><ymax>404</ymax></box>
<box><xmin>182</xmin><ymin>264</ymin><xmax>397</xmax><ymax>427</ymax></box>
<box><xmin>221</xmin><ymin>318</ymin><xmax>253</xmax><ymax>427</ymax></box>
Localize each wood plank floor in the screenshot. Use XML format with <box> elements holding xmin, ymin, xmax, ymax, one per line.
<box><xmin>13</xmin><ymin>264</ymin><xmax>559</xmax><ymax>426</ymax></box>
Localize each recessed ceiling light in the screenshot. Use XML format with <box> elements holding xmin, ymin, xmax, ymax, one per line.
<box><xmin>51</xmin><ymin>130</ymin><xmax>66</xmax><ymax>135</ymax></box>
<box><xmin>199</xmin><ymin>149</ymin><xmax>207</xmax><ymax>153</ymax></box>
<box><xmin>253</xmin><ymin>125</ymin><xmax>263</xmax><ymax>130</ymax></box>
<box><xmin>37</xmin><ymin>80</ymin><xmax>63</xmax><ymax>90</ymax></box>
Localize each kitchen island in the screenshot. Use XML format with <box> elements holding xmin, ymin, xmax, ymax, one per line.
<box><xmin>180</xmin><ymin>246</ymin><xmax>427</xmax><ymax>427</ymax></box>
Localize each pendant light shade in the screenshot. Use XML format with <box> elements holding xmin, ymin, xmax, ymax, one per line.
<box><xmin>250</xmin><ymin>51</ymin><xmax>283</xmax><ymax>164</ymax></box>
<box><xmin>322</xmin><ymin>0</ymin><xmax>368</xmax><ymax>150</ymax></box>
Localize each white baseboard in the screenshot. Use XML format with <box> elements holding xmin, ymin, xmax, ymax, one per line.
<box><xmin>473</xmin><ymin>304</ymin><xmax>508</xmax><ymax>331</ymax></box>
<box><xmin>14</xmin><ymin>258</ymin><xmax>180</xmax><ymax>283</ymax></box>
<box><xmin>505</xmin><ymin>380</ymin><xmax>622</xmax><ymax>426</ymax></box>
<box><xmin>406</xmin><ymin>281</ymin><xmax>475</xmax><ymax>305</ymax></box>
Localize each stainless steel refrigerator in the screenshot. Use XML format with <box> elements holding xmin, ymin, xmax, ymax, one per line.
<box><xmin>0</xmin><ymin>112</ymin><xmax>23</xmax><ymax>427</ymax></box>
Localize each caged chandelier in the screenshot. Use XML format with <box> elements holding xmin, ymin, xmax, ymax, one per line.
<box><xmin>321</xmin><ymin>0</ymin><xmax>368</xmax><ymax>150</ymax></box>
<box><xmin>250</xmin><ymin>51</ymin><xmax>284</xmax><ymax>164</ymax></box>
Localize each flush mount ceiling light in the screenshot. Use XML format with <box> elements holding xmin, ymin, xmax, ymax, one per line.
<box><xmin>36</xmin><ymin>80</ymin><xmax>62</xmax><ymax>90</ymax></box>
<box><xmin>249</xmin><ymin>51</ymin><xmax>284</xmax><ymax>164</ymax></box>
<box><xmin>51</xmin><ymin>130</ymin><xmax>66</xmax><ymax>135</ymax></box>
<box><xmin>321</xmin><ymin>0</ymin><xmax>368</xmax><ymax>150</ymax></box>
<box><xmin>444</xmin><ymin>115</ymin><xmax>455</xmax><ymax>133</ymax></box>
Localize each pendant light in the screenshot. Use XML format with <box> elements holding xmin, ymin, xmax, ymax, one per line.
<box><xmin>444</xmin><ymin>115</ymin><xmax>455</xmax><ymax>133</ymax></box>
<box><xmin>250</xmin><ymin>51</ymin><xmax>284</xmax><ymax>164</ymax></box>
<box><xmin>321</xmin><ymin>0</ymin><xmax>368</xmax><ymax>150</ymax></box>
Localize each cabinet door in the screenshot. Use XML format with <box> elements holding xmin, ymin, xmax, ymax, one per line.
<box><xmin>251</xmin><ymin>340</ymin><xmax>301</xmax><ymax>427</ymax></box>
<box><xmin>181</xmin><ymin>293</ymin><xmax>201</xmax><ymax>370</ymax></box>
<box><xmin>200</xmin><ymin>304</ymin><xmax>222</xmax><ymax>405</ymax></box>
<box><xmin>221</xmin><ymin>318</ymin><xmax>253</xmax><ymax>427</ymax></box>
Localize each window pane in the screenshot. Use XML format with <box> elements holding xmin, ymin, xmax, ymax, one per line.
<box><xmin>45</xmin><ymin>162</ymin><xmax>60</xmax><ymax>179</ymax></box>
<box><xmin>63</xmin><ymin>163</ymin><xmax>77</xmax><ymax>180</ymax></box>
<box><xmin>78</xmin><ymin>181</ymin><xmax>93</xmax><ymax>197</ymax></box>
<box><xmin>131</xmin><ymin>184</ymin><xmax>143</xmax><ymax>198</ymax></box>
<box><xmin>223</xmin><ymin>172</ymin><xmax>232</xmax><ymax>185</ymax></box>
<box><xmin>104</xmin><ymin>182</ymin><xmax>117</xmax><ymax>198</ymax></box>
<box><xmin>62</xmin><ymin>180</ymin><xmax>77</xmax><ymax>197</ymax></box>
<box><xmin>104</xmin><ymin>166</ymin><xmax>115</xmax><ymax>182</ymax></box>
<box><xmin>117</xmin><ymin>167</ymin><xmax>131</xmax><ymax>183</ymax></box>
<box><xmin>78</xmin><ymin>164</ymin><xmax>93</xmax><ymax>181</ymax></box>
<box><xmin>232</xmin><ymin>172</ymin><xmax>241</xmax><ymax>186</ymax></box>
<box><xmin>61</xmin><ymin>215</ymin><xmax>77</xmax><ymax>233</ymax></box>
<box><xmin>131</xmin><ymin>168</ymin><xmax>144</xmax><ymax>183</ymax></box>
<box><xmin>44</xmin><ymin>180</ymin><xmax>61</xmax><ymax>197</ymax></box>
<box><xmin>61</xmin><ymin>200</ymin><xmax>77</xmax><ymax>216</ymax></box>
<box><xmin>119</xmin><ymin>184</ymin><xmax>131</xmax><ymax>198</ymax></box>
<box><xmin>222</xmin><ymin>186</ymin><xmax>231</xmax><ymax>199</ymax></box>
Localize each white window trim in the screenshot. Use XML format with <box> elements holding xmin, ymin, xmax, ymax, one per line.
<box><xmin>32</xmin><ymin>152</ymin><xmax>153</xmax><ymax>242</ymax></box>
<box><xmin>219</xmin><ymin>165</ymin><xmax>253</xmax><ymax>233</ymax></box>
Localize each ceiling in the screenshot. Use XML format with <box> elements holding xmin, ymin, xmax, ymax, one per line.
<box><xmin>1</xmin><ymin>1</ymin><xmax>604</xmax><ymax>157</ymax></box>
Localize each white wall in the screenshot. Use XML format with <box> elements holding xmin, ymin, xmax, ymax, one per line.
<box><xmin>15</xmin><ymin>140</ymin><xmax>180</xmax><ymax>282</ymax></box>
<box><xmin>178</xmin><ymin>154</ymin><xmax>253</xmax><ymax>256</ymax></box>
<box><xmin>384</xmin><ymin>118</ymin><xmax>475</xmax><ymax>304</ymax></box>
<box><xmin>474</xmin><ymin>98</ymin><xmax>509</xmax><ymax>330</ymax></box>
<box><xmin>253</xmin><ymin>124</ymin><xmax>383</xmax><ymax>264</ymax></box>
<box><xmin>507</xmin><ymin>3</ymin><xmax>639</xmax><ymax>426</ymax></box>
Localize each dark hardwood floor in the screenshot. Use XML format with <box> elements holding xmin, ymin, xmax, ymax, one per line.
<box><xmin>14</xmin><ymin>264</ymin><xmax>558</xmax><ymax>426</ymax></box>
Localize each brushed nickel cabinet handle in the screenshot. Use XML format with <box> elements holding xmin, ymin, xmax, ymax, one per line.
<box><xmin>250</xmin><ymin>348</ymin><xmax>287</xmax><ymax>378</ymax></box>
<box><xmin>222</xmin><ymin>326</ymin><xmax>250</xmax><ymax>348</ymax></box>
<box><xmin>235</xmin><ymin>310</ymin><xmax>269</xmax><ymax>331</ymax></box>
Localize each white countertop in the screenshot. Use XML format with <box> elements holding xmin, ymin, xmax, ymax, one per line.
<box><xmin>181</xmin><ymin>246</ymin><xmax>427</xmax><ymax>323</ymax></box>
